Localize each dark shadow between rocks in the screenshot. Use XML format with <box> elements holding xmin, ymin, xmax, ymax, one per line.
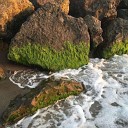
<box><xmin>69</xmin><ymin>0</ymin><xmax>86</xmax><ymax>18</ymax></box>
<box><xmin>29</xmin><ymin>0</ymin><xmax>41</xmax><ymax>9</ymax></box>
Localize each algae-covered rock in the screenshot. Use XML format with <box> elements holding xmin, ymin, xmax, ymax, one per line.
<box><xmin>0</xmin><ymin>0</ymin><xmax>34</xmax><ymax>39</ymax></box>
<box><xmin>95</xmin><ymin>18</ymin><xmax>128</xmax><ymax>59</ymax></box>
<box><xmin>8</xmin><ymin>3</ymin><xmax>90</xmax><ymax>71</ymax></box>
<box><xmin>2</xmin><ymin>78</ymin><xmax>84</xmax><ymax>125</ymax></box>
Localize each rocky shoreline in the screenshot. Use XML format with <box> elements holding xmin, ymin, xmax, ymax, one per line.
<box><xmin>1</xmin><ymin>0</ymin><xmax>128</xmax><ymax>71</ymax></box>
<box><xmin>0</xmin><ymin>0</ymin><xmax>128</xmax><ymax>127</ymax></box>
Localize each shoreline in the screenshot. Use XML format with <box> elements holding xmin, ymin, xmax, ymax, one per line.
<box><xmin>0</xmin><ymin>47</ymin><xmax>31</xmax><ymax>125</ymax></box>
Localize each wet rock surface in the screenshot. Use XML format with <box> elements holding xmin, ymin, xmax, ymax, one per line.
<box><xmin>2</xmin><ymin>78</ymin><xmax>83</xmax><ymax>125</ymax></box>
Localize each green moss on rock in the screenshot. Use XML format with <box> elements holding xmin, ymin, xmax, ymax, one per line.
<box><xmin>8</xmin><ymin>42</ymin><xmax>89</xmax><ymax>71</ymax></box>
<box><xmin>101</xmin><ymin>40</ymin><xmax>128</xmax><ymax>59</ymax></box>
<box><xmin>4</xmin><ymin>78</ymin><xmax>83</xmax><ymax>125</ymax></box>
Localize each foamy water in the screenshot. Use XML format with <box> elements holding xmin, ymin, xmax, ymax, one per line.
<box><xmin>8</xmin><ymin>54</ymin><xmax>128</xmax><ymax>128</ymax></box>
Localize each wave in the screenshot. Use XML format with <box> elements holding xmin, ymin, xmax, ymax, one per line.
<box><xmin>8</xmin><ymin>54</ymin><xmax>128</xmax><ymax>128</ymax></box>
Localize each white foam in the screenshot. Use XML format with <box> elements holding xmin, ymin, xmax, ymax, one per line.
<box><xmin>9</xmin><ymin>70</ymin><xmax>49</xmax><ymax>88</ymax></box>
<box><xmin>8</xmin><ymin>54</ymin><xmax>128</xmax><ymax>128</ymax></box>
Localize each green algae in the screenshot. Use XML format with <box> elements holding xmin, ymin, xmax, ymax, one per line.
<box><xmin>5</xmin><ymin>79</ymin><xmax>83</xmax><ymax>124</ymax></box>
<box><xmin>99</xmin><ymin>40</ymin><xmax>128</xmax><ymax>59</ymax></box>
<box><xmin>8</xmin><ymin>42</ymin><xmax>89</xmax><ymax>71</ymax></box>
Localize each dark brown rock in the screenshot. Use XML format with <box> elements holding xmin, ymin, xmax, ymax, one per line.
<box><xmin>103</xmin><ymin>18</ymin><xmax>128</xmax><ymax>44</ymax></box>
<box><xmin>8</xmin><ymin>3</ymin><xmax>90</xmax><ymax>71</ymax></box>
<box><xmin>84</xmin><ymin>15</ymin><xmax>103</xmax><ymax>49</ymax></box>
<box><xmin>118</xmin><ymin>0</ymin><xmax>128</xmax><ymax>9</ymax></box>
<box><xmin>69</xmin><ymin>0</ymin><xmax>121</xmax><ymax>20</ymax></box>
<box><xmin>0</xmin><ymin>0</ymin><xmax>34</xmax><ymax>39</ymax></box>
<box><xmin>117</xmin><ymin>9</ymin><xmax>128</xmax><ymax>20</ymax></box>
<box><xmin>30</xmin><ymin>0</ymin><xmax>69</xmax><ymax>14</ymax></box>
<box><xmin>10</xmin><ymin>3</ymin><xmax>89</xmax><ymax>49</ymax></box>
<box><xmin>2</xmin><ymin>78</ymin><xmax>84</xmax><ymax>125</ymax></box>
<box><xmin>95</xmin><ymin>18</ymin><xmax>128</xmax><ymax>58</ymax></box>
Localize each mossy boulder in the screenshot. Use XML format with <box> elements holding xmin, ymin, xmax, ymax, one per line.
<box><xmin>2</xmin><ymin>78</ymin><xmax>84</xmax><ymax>125</ymax></box>
<box><xmin>95</xmin><ymin>18</ymin><xmax>128</xmax><ymax>59</ymax></box>
<box><xmin>8</xmin><ymin>3</ymin><xmax>90</xmax><ymax>71</ymax></box>
<box><xmin>8</xmin><ymin>42</ymin><xmax>89</xmax><ymax>71</ymax></box>
<box><xmin>0</xmin><ymin>0</ymin><xmax>34</xmax><ymax>39</ymax></box>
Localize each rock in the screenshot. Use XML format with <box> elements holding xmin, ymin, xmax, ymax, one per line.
<box><xmin>0</xmin><ymin>0</ymin><xmax>34</xmax><ymax>39</ymax></box>
<box><xmin>118</xmin><ymin>0</ymin><xmax>128</xmax><ymax>9</ymax></box>
<box><xmin>30</xmin><ymin>0</ymin><xmax>69</xmax><ymax>14</ymax></box>
<box><xmin>69</xmin><ymin>0</ymin><xmax>121</xmax><ymax>20</ymax></box>
<box><xmin>0</xmin><ymin>67</ymin><xmax>5</xmax><ymax>79</ymax></box>
<box><xmin>117</xmin><ymin>9</ymin><xmax>128</xmax><ymax>20</ymax></box>
<box><xmin>95</xmin><ymin>18</ymin><xmax>128</xmax><ymax>59</ymax></box>
<box><xmin>8</xmin><ymin>3</ymin><xmax>90</xmax><ymax>71</ymax></box>
<box><xmin>2</xmin><ymin>78</ymin><xmax>84</xmax><ymax>125</ymax></box>
<box><xmin>84</xmin><ymin>15</ymin><xmax>103</xmax><ymax>49</ymax></box>
<box><xmin>0</xmin><ymin>39</ymin><xmax>8</xmax><ymax>52</ymax></box>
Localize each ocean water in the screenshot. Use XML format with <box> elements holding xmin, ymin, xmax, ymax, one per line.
<box><xmin>8</xmin><ymin>54</ymin><xmax>128</xmax><ymax>128</ymax></box>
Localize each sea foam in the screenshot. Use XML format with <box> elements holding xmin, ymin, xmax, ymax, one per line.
<box><xmin>8</xmin><ymin>54</ymin><xmax>128</xmax><ymax>128</ymax></box>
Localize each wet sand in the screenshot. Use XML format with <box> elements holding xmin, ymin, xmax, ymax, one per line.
<box><xmin>0</xmin><ymin>44</ymin><xmax>31</xmax><ymax>124</ymax></box>
<box><xmin>0</xmin><ymin>79</ymin><xmax>30</xmax><ymax>118</ymax></box>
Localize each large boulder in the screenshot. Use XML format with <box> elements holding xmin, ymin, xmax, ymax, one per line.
<box><xmin>2</xmin><ymin>78</ymin><xmax>84</xmax><ymax>125</ymax></box>
<box><xmin>84</xmin><ymin>15</ymin><xmax>103</xmax><ymax>49</ymax></box>
<box><xmin>8</xmin><ymin>3</ymin><xmax>90</xmax><ymax>71</ymax></box>
<box><xmin>0</xmin><ymin>0</ymin><xmax>34</xmax><ymax>39</ymax></box>
<box><xmin>69</xmin><ymin>0</ymin><xmax>121</xmax><ymax>20</ymax></box>
<box><xmin>95</xmin><ymin>18</ymin><xmax>128</xmax><ymax>58</ymax></box>
<box><xmin>30</xmin><ymin>0</ymin><xmax>69</xmax><ymax>14</ymax></box>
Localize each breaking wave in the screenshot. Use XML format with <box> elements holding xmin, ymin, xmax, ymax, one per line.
<box><xmin>8</xmin><ymin>54</ymin><xmax>128</xmax><ymax>128</ymax></box>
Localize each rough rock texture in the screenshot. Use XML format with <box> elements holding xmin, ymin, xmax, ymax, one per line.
<box><xmin>2</xmin><ymin>78</ymin><xmax>84</xmax><ymax>125</ymax></box>
<box><xmin>69</xmin><ymin>0</ymin><xmax>121</xmax><ymax>20</ymax></box>
<box><xmin>30</xmin><ymin>0</ymin><xmax>69</xmax><ymax>14</ymax></box>
<box><xmin>118</xmin><ymin>0</ymin><xmax>128</xmax><ymax>9</ymax></box>
<box><xmin>117</xmin><ymin>9</ymin><xmax>128</xmax><ymax>20</ymax></box>
<box><xmin>84</xmin><ymin>15</ymin><xmax>103</xmax><ymax>49</ymax></box>
<box><xmin>9</xmin><ymin>3</ymin><xmax>90</xmax><ymax>49</ymax></box>
<box><xmin>8</xmin><ymin>3</ymin><xmax>90</xmax><ymax>71</ymax></box>
<box><xmin>0</xmin><ymin>0</ymin><xmax>34</xmax><ymax>39</ymax></box>
<box><xmin>95</xmin><ymin>18</ymin><xmax>128</xmax><ymax>58</ymax></box>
